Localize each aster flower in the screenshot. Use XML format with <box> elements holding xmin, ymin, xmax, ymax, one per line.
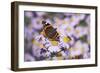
<box><xmin>69</xmin><ymin>41</ymin><xmax>84</xmax><ymax>58</ymax></box>
<box><xmin>36</xmin><ymin>12</ymin><xmax>46</xmax><ymax>17</ymax></box>
<box><xmin>76</xmin><ymin>14</ymin><xmax>86</xmax><ymax>20</ymax></box>
<box><xmin>52</xmin><ymin>56</ymin><xmax>58</xmax><ymax>60</ymax></box>
<box><xmin>31</xmin><ymin>18</ymin><xmax>43</xmax><ymax>31</ymax></box>
<box><xmin>85</xmin><ymin>15</ymin><xmax>90</xmax><ymax>25</ymax></box>
<box><xmin>32</xmin><ymin>44</ymin><xmax>41</xmax><ymax>58</ymax></box>
<box><xmin>73</xmin><ymin>26</ymin><xmax>88</xmax><ymax>38</ymax></box>
<box><xmin>58</xmin><ymin>24</ymin><xmax>74</xmax><ymax>36</ymax></box>
<box><xmin>63</xmin><ymin>17</ymin><xmax>70</xmax><ymax>25</ymax></box>
<box><xmin>82</xmin><ymin>43</ymin><xmax>90</xmax><ymax>55</ymax></box>
<box><xmin>25</xmin><ymin>11</ymin><xmax>33</xmax><ymax>18</ymax></box>
<box><xmin>24</xmin><ymin>25</ymin><xmax>33</xmax><ymax>39</ymax></box>
<box><xmin>60</xmin><ymin>51</ymin><xmax>67</xmax><ymax>58</ymax></box>
<box><xmin>53</xmin><ymin>17</ymin><xmax>63</xmax><ymax>26</ymax></box>
<box><xmin>24</xmin><ymin>53</ymin><xmax>35</xmax><ymax>61</ymax></box>
<box><xmin>83</xmin><ymin>52</ymin><xmax>90</xmax><ymax>59</ymax></box>
<box><xmin>65</xmin><ymin>25</ymin><xmax>74</xmax><ymax>36</ymax></box>
<box><xmin>69</xmin><ymin>14</ymin><xmax>80</xmax><ymax>27</ymax></box>
<box><xmin>48</xmin><ymin>46</ymin><xmax>60</xmax><ymax>53</ymax></box>
<box><xmin>64</xmin><ymin>13</ymin><xmax>73</xmax><ymax>17</ymax></box>
<box><xmin>68</xmin><ymin>36</ymin><xmax>75</xmax><ymax>46</ymax></box>
<box><xmin>87</xmin><ymin>34</ymin><xmax>90</xmax><ymax>44</ymax></box>
<box><xmin>59</xmin><ymin>38</ymin><xmax>70</xmax><ymax>49</ymax></box>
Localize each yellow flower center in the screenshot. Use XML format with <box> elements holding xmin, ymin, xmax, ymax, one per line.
<box><xmin>63</xmin><ymin>37</ymin><xmax>71</xmax><ymax>43</ymax></box>
<box><xmin>66</xmin><ymin>27</ymin><xmax>71</xmax><ymax>32</ymax></box>
<box><xmin>76</xmin><ymin>30</ymin><xmax>80</xmax><ymax>34</ymax></box>
<box><xmin>50</xmin><ymin>41</ymin><xmax>58</xmax><ymax>46</ymax></box>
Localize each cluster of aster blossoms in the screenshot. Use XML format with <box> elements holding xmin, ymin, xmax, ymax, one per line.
<box><xmin>24</xmin><ymin>11</ymin><xmax>90</xmax><ymax>61</ymax></box>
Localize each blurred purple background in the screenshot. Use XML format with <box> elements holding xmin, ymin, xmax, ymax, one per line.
<box><xmin>24</xmin><ymin>11</ymin><xmax>90</xmax><ymax>61</ymax></box>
